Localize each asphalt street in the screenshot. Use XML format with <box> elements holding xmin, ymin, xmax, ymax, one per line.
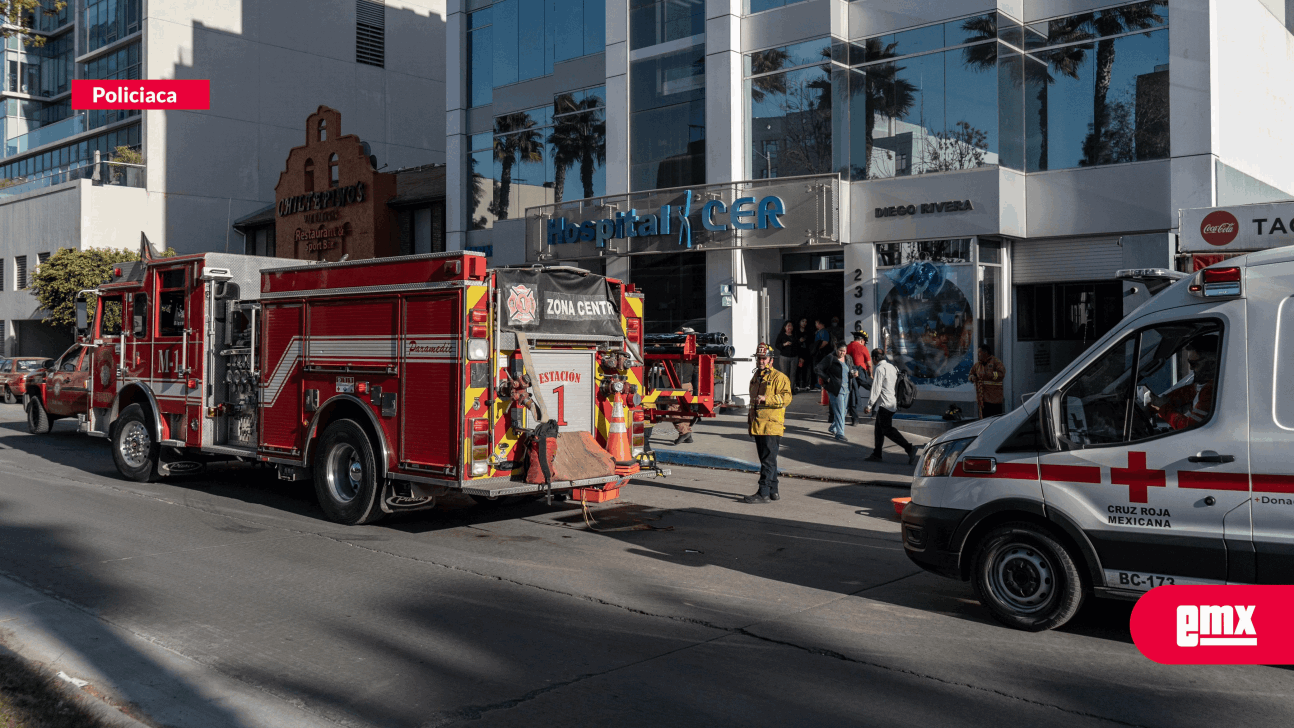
<box><xmin>0</xmin><ymin>407</ymin><xmax>1291</xmax><ymax>727</ymax></box>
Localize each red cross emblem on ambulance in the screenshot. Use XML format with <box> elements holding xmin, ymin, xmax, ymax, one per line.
<box><xmin>1112</xmin><ymin>452</ymin><xmax>1166</xmax><ymax>504</ymax></box>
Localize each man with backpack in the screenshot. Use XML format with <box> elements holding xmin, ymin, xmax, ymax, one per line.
<box><xmin>863</xmin><ymin>347</ymin><xmax>920</xmax><ymax>465</ymax></box>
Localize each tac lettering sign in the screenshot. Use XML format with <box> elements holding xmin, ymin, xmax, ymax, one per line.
<box><xmin>1181</xmin><ymin>202</ymin><xmax>1294</xmax><ymax>252</ymax></box>
<box><xmin>525</xmin><ymin>174</ymin><xmax>841</xmax><ymax>261</ymax></box>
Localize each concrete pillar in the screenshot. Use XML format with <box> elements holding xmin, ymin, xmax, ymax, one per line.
<box><xmin>705</xmin><ymin>0</ymin><xmax>743</xmax><ymax>185</ymax></box>
<box><xmin>605</xmin><ymin>0</ymin><xmax>630</xmax><ymax>195</ymax></box>
<box><xmin>844</xmin><ymin>241</ymin><xmax>876</xmax><ymax>348</ymax></box>
<box><xmin>445</xmin><ymin>0</ymin><xmax>468</xmax><ymax>251</ymax></box>
<box><xmin>706</xmin><ymin>247</ymin><xmax>758</xmax><ymax>404</ymax></box>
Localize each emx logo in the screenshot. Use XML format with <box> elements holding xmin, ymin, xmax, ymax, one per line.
<box><xmin>1132</xmin><ymin>586</ymin><xmax>1294</xmax><ymax>664</ymax></box>
<box><xmin>1177</xmin><ymin>605</ymin><xmax>1256</xmax><ymax>647</ymax></box>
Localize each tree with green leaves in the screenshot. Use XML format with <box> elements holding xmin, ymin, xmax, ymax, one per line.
<box><xmin>29</xmin><ymin>247</ymin><xmax>171</xmax><ymax>329</ymax></box>
<box><xmin>1</xmin><ymin>0</ymin><xmax>67</xmax><ymax>47</ymax></box>
<box><xmin>110</xmin><ymin>145</ymin><xmax>143</xmax><ymax>164</ymax></box>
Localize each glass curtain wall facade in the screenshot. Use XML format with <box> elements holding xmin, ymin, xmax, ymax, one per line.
<box><xmin>1018</xmin><ymin>0</ymin><xmax>1169</xmax><ymax>171</ymax></box>
<box><xmin>747</xmin><ymin>37</ymin><xmax>842</xmax><ymax>179</ymax></box>
<box><xmin>81</xmin><ymin>42</ymin><xmax>141</xmax><ymax>129</ymax></box>
<box><xmin>83</xmin><ymin>0</ymin><xmax>141</xmax><ymax>54</ymax></box>
<box><xmin>471</xmin><ymin>86</ymin><xmax>606</xmax><ymax>229</ymax></box>
<box><xmin>629</xmin><ymin>0</ymin><xmax>705</xmax><ymax>191</ymax></box>
<box><xmin>1</xmin><ymin>0</ymin><xmax>143</xmax><ymax>186</ymax></box>
<box><xmin>466</xmin><ymin>0</ymin><xmax>606</xmax><ymax>108</ymax></box>
<box><xmin>781</xmin><ymin>2</ymin><xmax>1170</xmax><ymax>183</ymax></box>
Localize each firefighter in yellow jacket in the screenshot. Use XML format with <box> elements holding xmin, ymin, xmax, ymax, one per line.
<box><xmin>743</xmin><ymin>343</ymin><xmax>793</xmax><ymax>504</ymax></box>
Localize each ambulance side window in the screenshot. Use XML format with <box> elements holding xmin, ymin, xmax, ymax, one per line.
<box><xmin>1060</xmin><ymin>338</ymin><xmax>1136</xmax><ymax>446</ymax></box>
<box><xmin>1128</xmin><ymin>321</ymin><xmax>1223</xmax><ymax>442</ymax></box>
<box><xmin>132</xmin><ymin>294</ymin><xmax>149</xmax><ymax>337</ymax></box>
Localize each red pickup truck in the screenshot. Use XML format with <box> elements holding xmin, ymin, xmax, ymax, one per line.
<box><xmin>1</xmin><ymin>356</ymin><xmax>53</xmax><ymax>405</ymax></box>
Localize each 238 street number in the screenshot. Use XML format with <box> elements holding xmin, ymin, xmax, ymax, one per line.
<box><xmin>852</xmin><ymin>269</ymin><xmax>864</xmax><ymax>329</ymax></box>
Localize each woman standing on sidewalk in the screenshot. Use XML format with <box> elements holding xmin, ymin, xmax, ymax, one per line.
<box><xmin>815</xmin><ymin>344</ymin><xmax>853</xmax><ymax>442</ymax></box>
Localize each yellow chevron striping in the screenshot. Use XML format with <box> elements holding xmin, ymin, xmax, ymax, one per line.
<box><xmin>466</xmin><ymin>285</ymin><xmax>489</xmax><ymax>310</ymax></box>
<box><xmin>625</xmin><ymin>296</ymin><xmax>643</xmax><ymax>318</ymax></box>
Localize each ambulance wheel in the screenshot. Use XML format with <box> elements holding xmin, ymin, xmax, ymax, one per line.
<box><xmin>314</xmin><ymin>419</ymin><xmax>384</xmax><ymax>526</ymax></box>
<box><xmin>111</xmin><ymin>404</ymin><xmax>158</xmax><ymax>482</ymax></box>
<box><xmin>971</xmin><ymin>523</ymin><xmax>1085</xmax><ymax>632</ymax></box>
<box><xmin>26</xmin><ymin>397</ymin><xmax>50</xmax><ymax>435</ymax></box>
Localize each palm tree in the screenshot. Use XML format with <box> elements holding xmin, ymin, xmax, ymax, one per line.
<box><xmin>1082</xmin><ymin>1</ymin><xmax>1167</xmax><ymax>165</ymax></box>
<box><xmin>548</xmin><ymin>94</ymin><xmax>607</xmax><ymax>203</ymax></box>
<box><xmin>490</xmin><ymin>112</ymin><xmax>543</xmax><ymax>220</ymax></box>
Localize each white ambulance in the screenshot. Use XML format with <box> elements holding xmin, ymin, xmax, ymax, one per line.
<box><xmin>901</xmin><ymin>246</ymin><xmax>1294</xmax><ymax>631</ymax></box>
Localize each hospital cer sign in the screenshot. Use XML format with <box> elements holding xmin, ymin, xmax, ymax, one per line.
<box><xmin>546</xmin><ymin>191</ymin><xmax>786</xmax><ymax>249</ymax></box>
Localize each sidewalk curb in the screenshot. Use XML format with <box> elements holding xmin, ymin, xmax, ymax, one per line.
<box><xmin>652</xmin><ymin>450</ymin><xmax>912</xmax><ymax>487</ymax></box>
<box><xmin>0</xmin><ymin>641</ymin><xmax>152</xmax><ymax>728</ymax></box>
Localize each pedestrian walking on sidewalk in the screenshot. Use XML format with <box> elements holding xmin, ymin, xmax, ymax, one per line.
<box><xmin>864</xmin><ymin>348</ymin><xmax>920</xmax><ymax>465</ymax></box>
<box><xmin>815</xmin><ymin>344</ymin><xmax>852</xmax><ymax>442</ymax></box>
<box><xmin>845</xmin><ymin>330</ymin><xmax>872</xmax><ymax>425</ymax></box>
<box><xmin>743</xmin><ymin>343</ymin><xmax>792</xmax><ymax>504</ymax></box>
<box><xmin>969</xmin><ymin>345</ymin><xmax>1006</xmax><ymax>419</ymax></box>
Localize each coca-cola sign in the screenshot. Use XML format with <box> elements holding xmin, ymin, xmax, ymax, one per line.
<box><xmin>1200</xmin><ymin>211</ymin><xmax>1240</xmax><ymax>246</ymax></box>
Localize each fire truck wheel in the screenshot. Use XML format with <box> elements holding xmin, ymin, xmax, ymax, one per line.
<box><xmin>970</xmin><ymin>522</ymin><xmax>1085</xmax><ymax>632</ymax></box>
<box><xmin>314</xmin><ymin>419</ymin><xmax>384</xmax><ymax>525</ymax></box>
<box><xmin>112</xmin><ymin>404</ymin><xmax>159</xmax><ymax>482</ymax></box>
<box><xmin>26</xmin><ymin>397</ymin><xmax>50</xmax><ymax>435</ymax></box>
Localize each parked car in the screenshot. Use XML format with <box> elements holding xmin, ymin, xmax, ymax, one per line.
<box><xmin>0</xmin><ymin>356</ymin><xmax>52</xmax><ymax>404</ymax></box>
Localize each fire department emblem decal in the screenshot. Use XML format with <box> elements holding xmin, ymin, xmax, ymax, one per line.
<box><xmin>506</xmin><ymin>284</ymin><xmax>538</xmax><ymax>325</ymax></box>
<box><xmin>52</xmin><ymin>380</ymin><xmax>61</xmax><ymax>396</ymax></box>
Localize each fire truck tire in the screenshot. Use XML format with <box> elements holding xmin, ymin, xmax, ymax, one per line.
<box><xmin>25</xmin><ymin>397</ymin><xmax>50</xmax><ymax>434</ymax></box>
<box><xmin>970</xmin><ymin>522</ymin><xmax>1085</xmax><ymax>632</ymax></box>
<box><xmin>314</xmin><ymin>419</ymin><xmax>384</xmax><ymax>525</ymax></box>
<box><xmin>112</xmin><ymin>404</ymin><xmax>159</xmax><ymax>482</ymax></box>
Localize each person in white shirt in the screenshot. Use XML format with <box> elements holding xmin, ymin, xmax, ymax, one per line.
<box><xmin>863</xmin><ymin>348</ymin><xmax>919</xmax><ymax>465</ymax></box>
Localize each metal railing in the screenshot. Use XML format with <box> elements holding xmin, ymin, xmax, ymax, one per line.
<box><xmin>0</xmin><ymin>157</ymin><xmax>146</xmax><ymax>198</ymax></box>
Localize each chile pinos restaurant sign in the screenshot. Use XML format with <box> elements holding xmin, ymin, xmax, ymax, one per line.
<box><xmin>546</xmin><ymin>190</ymin><xmax>787</xmax><ymax>249</ymax></box>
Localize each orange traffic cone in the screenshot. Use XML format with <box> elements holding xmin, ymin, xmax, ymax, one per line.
<box><xmin>606</xmin><ymin>394</ymin><xmax>640</xmax><ymax>475</ymax></box>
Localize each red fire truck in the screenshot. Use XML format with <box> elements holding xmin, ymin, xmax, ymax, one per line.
<box><xmin>43</xmin><ymin>249</ymin><xmax>653</xmax><ymax>524</ymax></box>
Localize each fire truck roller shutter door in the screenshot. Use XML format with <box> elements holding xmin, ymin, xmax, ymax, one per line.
<box><xmin>260</xmin><ymin>304</ymin><xmax>305</xmax><ymax>450</ymax></box>
<box><xmin>400</xmin><ymin>293</ymin><xmax>461</xmax><ymax>468</ymax></box>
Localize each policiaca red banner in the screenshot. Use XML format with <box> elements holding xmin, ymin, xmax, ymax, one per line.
<box><xmin>1131</xmin><ymin>585</ymin><xmax>1294</xmax><ymax>664</ymax></box>
<box><xmin>72</xmin><ymin>80</ymin><xmax>210</xmax><ymax>110</ymax></box>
